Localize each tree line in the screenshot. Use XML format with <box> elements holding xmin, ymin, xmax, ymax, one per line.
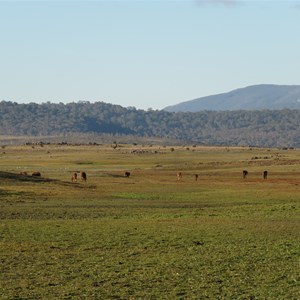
<box><xmin>1</xmin><ymin>100</ymin><xmax>300</xmax><ymax>147</ymax></box>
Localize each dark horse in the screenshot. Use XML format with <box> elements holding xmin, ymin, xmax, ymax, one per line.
<box><xmin>80</xmin><ymin>171</ymin><xmax>87</xmax><ymax>182</ymax></box>
<box><xmin>243</xmin><ymin>170</ymin><xmax>248</xmax><ymax>179</ymax></box>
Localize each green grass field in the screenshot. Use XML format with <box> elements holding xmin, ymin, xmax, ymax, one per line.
<box><xmin>1</xmin><ymin>144</ymin><xmax>300</xmax><ymax>299</ymax></box>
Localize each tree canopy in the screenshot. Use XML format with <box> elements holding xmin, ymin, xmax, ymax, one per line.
<box><xmin>1</xmin><ymin>101</ymin><xmax>299</xmax><ymax>147</ymax></box>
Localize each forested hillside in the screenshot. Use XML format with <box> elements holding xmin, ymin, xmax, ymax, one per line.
<box><xmin>1</xmin><ymin>101</ymin><xmax>300</xmax><ymax>147</ymax></box>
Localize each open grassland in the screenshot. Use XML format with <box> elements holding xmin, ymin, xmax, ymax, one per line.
<box><xmin>1</xmin><ymin>144</ymin><xmax>300</xmax><ymax>299</ymax></box>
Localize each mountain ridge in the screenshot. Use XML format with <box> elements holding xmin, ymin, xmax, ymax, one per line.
<box><xmin>164</xmin><ymin>84</ymin><xmax>300</xmax><ymax>112</ymax></box>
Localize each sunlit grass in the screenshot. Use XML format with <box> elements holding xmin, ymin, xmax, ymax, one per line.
<box><xmin>1</xmin><ymin>144</ymin><xmax>300</xmax><ymax>298</ymax></box>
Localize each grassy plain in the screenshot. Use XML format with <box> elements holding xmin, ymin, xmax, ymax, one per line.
<box><xmin>0</xmin><ymin>144</ymin><xmax>300</xmax><ymax>299</ymax></box>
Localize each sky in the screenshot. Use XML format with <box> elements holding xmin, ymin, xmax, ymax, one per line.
<box><xmin>1</xmin><ymin>0</ymin><xmax>300</xmax><ymax>110</ymax></box>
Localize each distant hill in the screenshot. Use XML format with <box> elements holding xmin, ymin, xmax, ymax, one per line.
<box><xmin>164</xmin><ymin>84</ymin><xmax>300</xmax><ymax>112</ymax></box>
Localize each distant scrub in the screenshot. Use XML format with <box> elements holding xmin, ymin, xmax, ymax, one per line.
<box><xmin>1</xmin><ymin>101</ymin><xmax>300</xmax><ymax>147</ymax></box>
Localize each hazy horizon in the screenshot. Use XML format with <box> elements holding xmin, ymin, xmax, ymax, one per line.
<box><xmin>1</xmin><ymin>0</ymin><xmax>300</xmax><ymax>110</ymax></box>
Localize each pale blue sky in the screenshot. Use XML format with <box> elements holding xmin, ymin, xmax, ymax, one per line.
<box><xmin>1</xmin><ymin>0</ymin><xmax>300</xmax><ymax>110</ymax></box>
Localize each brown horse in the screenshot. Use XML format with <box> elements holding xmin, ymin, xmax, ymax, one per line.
<box><xmin>195</xmin><ymin>174</ymin><xmax>199</xmax><ymax>181</ymax></box>
<box><xmin>32</xmin><ymin>171</ymin><xmax>41</xmax><ymax>177</ymax></box>
<box><xmin>71</xmin><ymin>172</ymin><xmax>77</xmax><ymax>182</ymax></box>
<box><xmin>177</xmin><ymin>172</ymin><xmax>182</xmax><ymax>180</ymax></box>
<box><xmin>80</xmin><ymin>171</ymin><xmax>87</xmax><ymax>182</ymax></box>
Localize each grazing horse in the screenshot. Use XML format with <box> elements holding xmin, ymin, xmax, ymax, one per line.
<box><xmin>32</xmin><ymin>171</ymin><xmax>41</xmax><ymax>177</ymax></box>
<box><xmin>243</xmin><ymin>170</ymin><xmax>248</xmax><ymax>179</ymax></box>
<box><xmin>177</xmin><ymin>172</ymin><xmax>182</xmax><ymax>181</ymax></box>
<box><xmin>80</xmin><ymin>171</ymin><xmax>87</xmax><ymax>182</ymax></box>
<box><xmin>263</xmin><ymin>170</ymin><xmax>268</xmax><ymax>179</ymax></box>
<box><xmin>124</xmin><ymin>171</ymin><xmax>131</xmax><ymax>177</ymax></box>
<box><xmin>19</xmin><ymin>171</ymin><xmax>28</xmax><ymax>176</ymax></box>
<box><xmin>71</xmin><ymin>172</ymin><xmax>77</xmax><ymax>182</ymax></box>
<box><xmin>195</xmin><ymin>174</ymin><xmax>199</xmax><ymax>181</ymax></box>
